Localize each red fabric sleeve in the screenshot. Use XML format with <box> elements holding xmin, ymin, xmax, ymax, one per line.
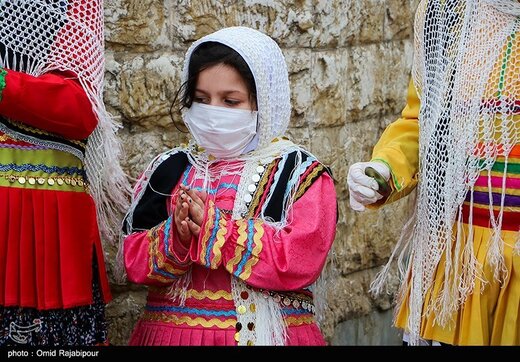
<box><xmin>0</xmin><ymin>68</ymin><xmax>97</xmax><ymax>140</ymax></box>
<box><xmin>191</xmin><ymin>172</ymin><xmax>337</xmax><ymax>291</ymax></box>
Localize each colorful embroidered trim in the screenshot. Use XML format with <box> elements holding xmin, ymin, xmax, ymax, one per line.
<box><xmin>239</xmin><ymin>221</ymin><xmax>263</xmax><ymax>280</ymax></box>
<box><xmin>163</xmin><ymin>216</ymin><xmax>191</xmax><ymax>267</ymax></box>
<box><xmin>199</xmin><ymin>203</ymin><xmax>216</xmax><ymax>267</ymax></box>
<box><xmin>261</xmin><ymin>153</ymin><xmax>287</xmax><ymax>216</ymax></box>
<box><xmin>187</xmin><ymin>289</ymin><xmax>233</xmax><ymax>301</ymax></box>
<box><xmin>147</xmin><ymin>223</ymin><xmax>188</xmax><ymax>283</ymax></box>
<box><xmin>294</xmin><ymin>162</ymin><xmax>325</xmax><ymax>201</ymax></box>
<box><xmin>211</xmin><ymin>213</ymin><xmax>228</xmax><ymax>269</ymax></box>
<box><xmin>226</xmin><ymin>219</ymin><xmax>248</xmax><ymax>274</ymax></box>
<box><xmin>0</xmin><ymin>142</ymin><xmax>46</xmax><ymax>151</ymax></box>
<box><xmin>3</xmin><ymin>118</ymin><xmax>86</xmax><ymax>148</ymax></box>
<box><xmin>234</xmin><ymin>219</ymin><xmax>254</xmax><ymax>277</ymax></box>
<box><xmin>284</xmin><ymin>315</ymin><xmax>315</xmax><ymax>326</ymax></box>
<box><xmin>0</xmin><ymin>162</ymin><xmax>86</xmax><ymax>176</ymax></box>
<box><xmin>198</xmin><ymin>201</ymin><xmax>229</xmax><ymax>269</ymax></box>
<box><xmin>0</xmin><ymin>120</ymin><xmax>85</xmax><ymax>161</ymax></box>
<box><xmin>248</xmin><ymin>160</ymin><xmax>278</xmax><ymax>218</ymax></box>
<box><xmin>225</xmin><ymin>219</ymin><xmax>263</xmax><ymax>281</ymax></box>
<box><xmin>147</xmin><ymin>286</ymin><xmax>233</xmax><ymax>301</ymax></box>
<box><xmin>142</xmin><ymin>311</ymin><xmax>236</xmax><ymax>329</ymax></box>
<box><xmin>181</xmin><ymin>165</ymin><xmax>192</xmax><ymax>186</ymax></box>
<box><xmin>145</xmin><ymin>304</ymin><xmax>236</xmax><ymax>317</ymax></box>
<box><xmin>205</xmin><ymin>207</ymin><xmax>221</xmax><ymax>266</ymax></box>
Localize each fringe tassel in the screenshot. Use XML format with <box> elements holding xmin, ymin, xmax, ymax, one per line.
<box><xmin>458</xmin><ymin>192</ymin><xmax>481</xmax><ymax>302</ymax></box>
<box><xmin>84</xmin><ymin>99</ymin><xmax>132</xmax><ymax>245</ymax></box>
<box><xmin>370</xmin><ymin>208</ymin><xmax>417</xmax><ymax>296</ymax></box>
<box><xmin>231</xmin><ymin>277</ymin><xmax>288</xmax><ymax>346</ymax></box>
<box><xmin>432</xmin><ymin>213</ymin><xmax>460</xmax><ymax>328</ymax></box>
<box><xmin>312</xmin><ymin>248</ymin><xmax>338</xmax><ymax>327</ymax></box>
<box><xmin>406</xmin><ymin>260</ymin><xmax>424</xmax><ymax>346</ymax></box>
<box><xmin>254</xmin><ymin>291</ymin><xmax>287</xmax><ymax>346</ymax></box>
<box><xmin>486</xmin><ymin>166</ymin><xmax>508</xmax><ymax>282</ymax></box>
<box><xmin>166</xmin><ymin>270</ymin><xmax>193</xmax><ymax>306</ymax></box>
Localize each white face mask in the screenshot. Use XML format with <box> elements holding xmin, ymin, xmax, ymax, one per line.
<box><xmin>184</xmin><ymin>102</ymin><xmax>258</xmax><ymax>159</ymax></box>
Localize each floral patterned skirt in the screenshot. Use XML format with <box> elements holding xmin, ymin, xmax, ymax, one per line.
<box><xmin>0</xmin><ymin>260</ymin><xmax>108</xmax><ymax>346</ymax></box>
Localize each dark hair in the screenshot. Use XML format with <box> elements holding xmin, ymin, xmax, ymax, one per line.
<box><xmin>169</xmin><ymin>42</ymin><xmax>257</xmax><ymax>131</ymax></box>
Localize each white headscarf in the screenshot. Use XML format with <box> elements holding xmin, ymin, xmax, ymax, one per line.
<box><xmin>182</xmin><ymin>26</ymin><xmax>292</xmax><ymax>148</ymax></box>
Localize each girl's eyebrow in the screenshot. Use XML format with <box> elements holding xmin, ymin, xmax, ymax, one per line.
<box><xmin>219</xmin><ymin>90</ymin><xmax>247</xmax><ymax>96</ymax></box>
<box><xmin>195</xmin><ymin>88</ymin><xmax>247</xmax><ymax>96</ymax></box>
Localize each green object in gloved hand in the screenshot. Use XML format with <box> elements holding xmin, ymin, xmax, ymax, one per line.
<box><xmin>365</xmin><ymin>166</ymin><xmax>391</xmax><ymax>198</ymax></box>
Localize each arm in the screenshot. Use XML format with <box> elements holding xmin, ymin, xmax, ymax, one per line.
<box><xmin>0</xmin><ymin>68</ymin><xmax>97</xmax><ymax>140</ymax></box>
<box><xmin>123</xmin><ymin>153</ymin><xmax>193</xmax><ymax>286</ymax></box>
<box><xmin>124</xmin><ymin>217</ymin><xmax>192</xmax><ymax>286</ymax></box>
<box><xmin>370</xmin><ymin>78</ymin><xmax>420</xmax><ymax>205</ymax></box>
<box><xmin>190</xmin><ymin>172</ymin><xmax>337</xmax><ymax>291</ymax></box>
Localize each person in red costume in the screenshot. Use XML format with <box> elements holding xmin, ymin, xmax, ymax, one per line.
<box><xmin>0</xmin><ymin>0</ymin><xmax>129</xmax><ymax>346</ymax></box>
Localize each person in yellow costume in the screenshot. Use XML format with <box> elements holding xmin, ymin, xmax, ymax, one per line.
<box><xmin>347</xmin><ymin>0</ymin><xmax>520</xmax><ymax>346</ymax></box>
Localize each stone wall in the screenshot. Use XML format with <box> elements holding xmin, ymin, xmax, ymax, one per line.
<box><xmin>103</xmin><ymin>0</ymin><xmax>420</xmax><ymax>345</ymax></box>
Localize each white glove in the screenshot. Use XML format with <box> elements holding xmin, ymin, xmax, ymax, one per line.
<box><xmin>347</xmin><ymin>161</ymin><xmax>391</xmax><ymax>212</ymax></box>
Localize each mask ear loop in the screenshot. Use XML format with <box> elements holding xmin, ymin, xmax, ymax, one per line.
<box><xmin>146</xmin><ymin>182</ymin><xmax>174</xmax><ymax>197</ymax></box>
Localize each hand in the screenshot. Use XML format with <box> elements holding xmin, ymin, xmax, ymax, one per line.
<box><xmin>178</xmin><ymin>184</ymin><xmax>208</xmax><ymax>238</ymax></box>
<box><xmin>173</xmin><ymin>188</ymin><xmax>192</xmax><ymax>246</ymax></box>
<box><xmin>347</xmin><ymin>161</ymin><xmax>391</xmax><ymax>212</ymax></box>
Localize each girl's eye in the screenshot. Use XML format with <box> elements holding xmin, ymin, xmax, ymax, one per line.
<box><xmin>194</xmin><ymin>97</ymin><xmax>209</xmax><ymax>104</ymax></box>
<box><xmin>225</xmin><ymin>99</ymin><xmax>241</xmax><ymax>106</ymax></box>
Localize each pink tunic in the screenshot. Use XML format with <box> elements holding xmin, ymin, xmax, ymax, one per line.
<box><xmin>124</xmin><ymin>159</ymin><xmax>337</xmax><ymax>346</ymax></box>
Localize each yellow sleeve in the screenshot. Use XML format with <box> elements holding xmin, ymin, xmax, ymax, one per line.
<box><xmin>370</xmin><ymin>78</ymin><xmax>420</xmax><ymax>206</ymax></box>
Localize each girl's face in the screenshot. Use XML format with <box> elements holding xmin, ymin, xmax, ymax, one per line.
<box><xmin>193</xmin><ymin>63</ymin><xmax>256</xmax><ymax>111</ymax></box>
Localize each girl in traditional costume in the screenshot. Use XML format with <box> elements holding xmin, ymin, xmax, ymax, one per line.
<box><xmin>122</xmin><ymin>26</ymin><xmax>337</xmax><ymax>346</ymax></box>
